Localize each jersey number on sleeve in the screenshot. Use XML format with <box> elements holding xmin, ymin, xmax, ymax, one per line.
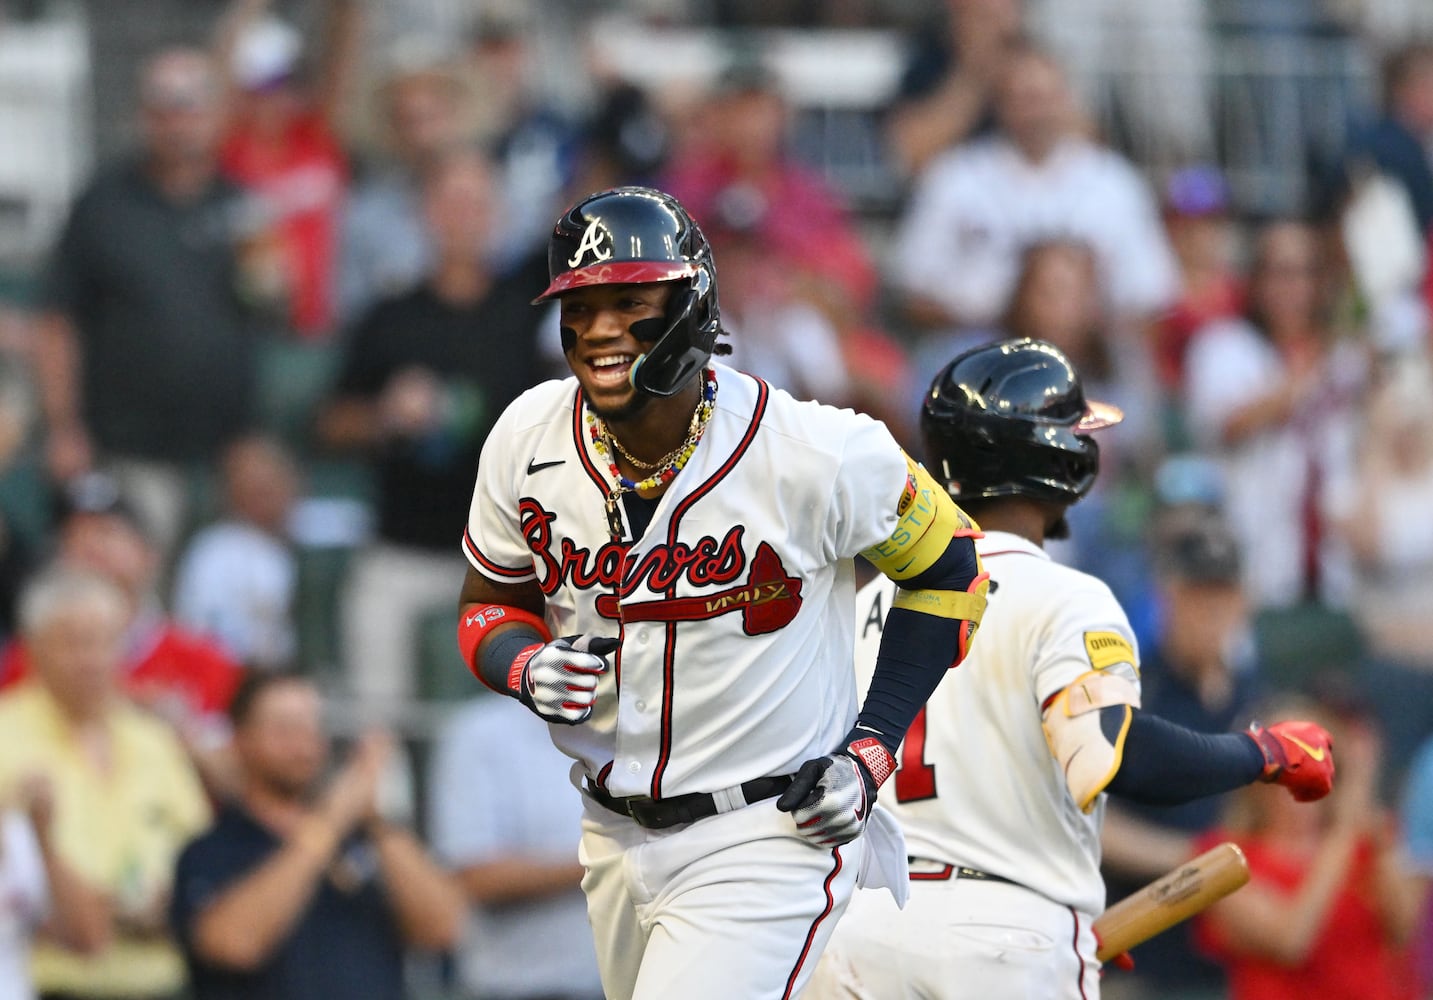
<box><xmin>895</xmin><ymin>706</ymin><xmax>937</xmax><ymax>802</ymax></box>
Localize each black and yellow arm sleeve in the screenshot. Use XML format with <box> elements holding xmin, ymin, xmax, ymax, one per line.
<box><xmin>852</xmin><ymin>456</ymin><xmax>990</xmax><ymax>753</ymax></box>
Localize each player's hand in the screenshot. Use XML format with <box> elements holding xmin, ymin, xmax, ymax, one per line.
<box><xmin>1248</xmin><ymin>720</ymin><xmax>1335</xmax><ymax>802</ymax></box>
<box><xmin>777</xmin><ymin>737</ymin><xmax>895</xmax><ymax>848</ymax></box>
<box><xmin>515</xmin><ymin>635</ymin><xmax>619</xmax><ymax>725</ymax></box>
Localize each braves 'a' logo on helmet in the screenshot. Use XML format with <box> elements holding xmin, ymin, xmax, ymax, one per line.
<box><xmin>567</xmin><ymin>219</ymin><xmax>614</xmax><ymax>268</ymax></box>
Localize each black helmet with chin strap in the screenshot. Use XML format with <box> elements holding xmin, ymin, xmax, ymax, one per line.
<box><xmin>534</xmin><ymin>186</ymin><xmax>723</xmax><ymax>398</ymax></box>
<box><xmin>920</xmin><ymin>338</ymin><xmax>1124</xmax><ymax>504</ymax></box>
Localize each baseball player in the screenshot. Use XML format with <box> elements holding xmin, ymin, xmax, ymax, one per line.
<box><xmin>807</xmin><ymin>338</ymin><xmax>1337</xmax><ymax>999</ymax></box>
<box><xmin>454</xmin><ymin>186</ymin><xmax>991</xmax><ymax>1000</ymax></box>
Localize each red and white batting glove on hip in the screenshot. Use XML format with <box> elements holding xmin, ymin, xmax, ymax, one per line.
<box><xmin>1247</xmin><ymin>720</ymin><xmax>1335</xmax><ymax>802</ymax></box>
<box><xmin>777</xmin><ymin>736</ymin><xmax>896</xmax><ymax>848</ymax></box>
<box><xmin>513</xmin><ymin>635</ymin><xmax>619</xmax><ymax>725</ymax></box>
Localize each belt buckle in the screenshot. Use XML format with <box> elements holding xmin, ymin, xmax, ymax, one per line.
<box><xmin>626</xmin><ymin>797</ymin><xmax>667</xmax><ymax>828</ymax></box>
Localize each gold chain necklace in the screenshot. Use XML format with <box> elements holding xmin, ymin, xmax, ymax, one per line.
<box><xmin>604</xmin><ymin>428</ymin><xmax>681</xmax><ymax>472</ymax></box>
<box><xmin>587</xmin><ymin>368</ymin><xmax>718</xmax><ymax>538</ymax></box>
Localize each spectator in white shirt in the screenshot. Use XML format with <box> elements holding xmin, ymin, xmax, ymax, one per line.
<box><xmin>1183</xmin><ymin>220</ymin><xmax>1365</xmax><ymax>611</ymax></box>
<box><xmin>891</xmin><ymin>41</ymin><xmax>1179</xmax><ymax>341</ymax></box>
<box><xmin>172</xmin><ymin>434</ymin><xmax>300</xmax><ymax>670</ymax></box>
<box><xmin>427</xmin><ymin>696</ymin><xmax>603</xmax><ymax>1000</ymax></box>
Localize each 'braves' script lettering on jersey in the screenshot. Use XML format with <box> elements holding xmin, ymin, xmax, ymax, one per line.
<box><xmin>521</xmin><ymin>498</ymin><xmax>627</xmax><ymax>592</ymax></box>
<box><xmin>519</xmin><ymin>499</ymin><xmax>803</xmax><ymax>631</ymax></box>
<box><xmin>567</xmin><ymin>219</ymin><xmax>613</xmax><ymax>267</ymax></box>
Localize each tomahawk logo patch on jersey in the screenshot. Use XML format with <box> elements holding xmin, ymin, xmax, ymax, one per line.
<box><xmin>604</xmin><ymin>540</ymin><xmax>804</xmax><ymax>634</ymax></box>
<box><xmin>567</xmin><ymin>218</ymin><xmax>614</xmax><ymax>267</ymax></box>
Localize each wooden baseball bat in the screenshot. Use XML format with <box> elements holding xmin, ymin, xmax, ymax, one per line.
<box><xmin>1094</xmin><ymin>841</ymin><xmax>1250</xmax><ymax>961</ymax></box>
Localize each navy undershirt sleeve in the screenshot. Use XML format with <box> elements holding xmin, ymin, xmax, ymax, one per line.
<box><xmin>1104</xmin><ymin>709</ymin><xmax>1265</xmax><ymax>804</ymax></box>
<box><xmin>852</xmin><ymin>534</ymin><xmax>982</xmax><ymax>753</ymax></box>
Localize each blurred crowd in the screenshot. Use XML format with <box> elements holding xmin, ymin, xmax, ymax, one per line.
<box><xmin>2</xmin><ymin>0</ymin><xmax>1433</xmax><ymax>997</ymax></box>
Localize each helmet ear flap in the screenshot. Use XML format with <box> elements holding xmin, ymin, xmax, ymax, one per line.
<box><xmin>630</xmin><ymin>285</ymin><xmax>705</xmax><ymax>397</ymax></box>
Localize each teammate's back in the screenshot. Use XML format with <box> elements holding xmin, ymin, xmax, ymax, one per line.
<box><xmin>811</xmin><ymin>338</ymin><xmax>1336</xmax><ymax>1000</ymax></box>
<box><xmin>855</xmin><ymin>533</ymin><xmax>1134</xmax><ymax>915</ymax></box>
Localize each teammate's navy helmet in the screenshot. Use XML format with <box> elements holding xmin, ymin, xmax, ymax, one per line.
<box><xmin>920</xmin><ymin>338</ymin><xmax>1123</xmax><ymax>504</ymax></box>
<box><xmin>535</xmin><ymin>186</ymin><xmax>721</xmax><ymax>398</ymax></box>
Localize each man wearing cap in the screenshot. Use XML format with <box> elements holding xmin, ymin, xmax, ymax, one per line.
<box><xmin>1100</xmin><ymin>510</ymin><xmax>1263</xmax><ymax>1000</ymax></box>
<box><xmin>34</xmin><ymin>48</ymin><xmax>258</xmax><ymax>559</ymax></box>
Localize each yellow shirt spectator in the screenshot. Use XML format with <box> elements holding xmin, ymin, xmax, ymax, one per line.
<box><xmin>0</xmin><ymin>680</ymin><xmax>210</xmax><ymax>997</ymax></box>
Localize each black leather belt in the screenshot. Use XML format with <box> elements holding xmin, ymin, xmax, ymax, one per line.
<box><xmin>955</xmin><ymin>865</ymin><xmax>1016</xmax><ymax>885</ymax></box>
<box><xmin>908</xmin><ymin>857</ymin><xmax>1018</xmax><ymax>885</ymax></box>
<box><xmin>585</xmin><ymin>775</ymin><xmax>794</xmax><ymax>829</ymax></box>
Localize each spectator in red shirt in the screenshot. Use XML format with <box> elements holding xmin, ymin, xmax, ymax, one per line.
<box><xmin>1195</xmin><ymin>697</ymin><xmax>1422</xmax><ymax>1000</ymax></box>
<box><xmin>660</xmin><ymin>52</ymin><xmax>879</xmax><ymax>322</ymax></box>
<box><xmin>215</xmin><ymin>0</ymin><xmax>360</xmax><ymax>341</ymax></box>
<box><xmin>0</xmin><ymin>473</ymin><xmax>244</xmax><ymax>796</ymax></box>
<box><xmin>1155</xmin><ymin>164</ymin><xmax>1244</xmax><ymax>396</ymax></box>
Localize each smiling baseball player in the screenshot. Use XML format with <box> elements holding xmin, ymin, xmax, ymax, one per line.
<box><xmin>453</xmin><ymin>186</ymin><xmax>990</xmax><ymax>1000</ymax></box>
<box><xmin>807</xmin><ymin>338</ymin><xmax>1336</xmax><ymax>999</ymax></box>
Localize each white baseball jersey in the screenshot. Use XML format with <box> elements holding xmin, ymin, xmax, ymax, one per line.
<box><xmin>463</xmin><ymin>360</ymin><xmax>909</xmax><ymax>800</ymax></box>
<box><xmin>851</xmin><ymin>530</ymin><xmax>1141</xmax><ymax>916</ymax></box>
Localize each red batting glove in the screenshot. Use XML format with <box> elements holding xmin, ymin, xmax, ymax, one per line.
<box><xmin>1248</xmin><ymin>720</ymin><xmax>1335</xmax><ymax>802</ymax></box>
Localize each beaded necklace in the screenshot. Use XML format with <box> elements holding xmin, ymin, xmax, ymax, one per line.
<box><xmin>587</xmin><ymin>368</ymin><xmax>718</xmax><ymax>539</ymax></box>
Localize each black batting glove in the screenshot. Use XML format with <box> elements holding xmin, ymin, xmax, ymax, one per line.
<box><xmin>777</xmin><ymin>735</ymin><xmax>896</xmax><ymax>848</ymax></box>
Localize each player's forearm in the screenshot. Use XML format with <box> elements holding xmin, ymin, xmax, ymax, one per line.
<box><xmin>370</xmin><ymin>824</ymin><xmax>467</xmax><ymax>951</ymax></box>
<box><xmin>857</xmin><ymin>460</ymin><xmax>986</xmax><ymax>752</ymax></box>
<box><xmin>457</xmin><ymin>570</ymin><xmax>550</xmax><ymax>696</ymax></box>
<box><xmin>1104</xmin><ymin>712</ymin><xmax>1264</xmax><ymax>805</ymax></box>
<box><xmin>455</xmin><ymin>857</ymin><xmax>587</xmax><ymax>907</ymax></box>
<box><xmin>857</xmin><ymin>605</ymin><xmax>969</xmax><ymax>752</ymax></box>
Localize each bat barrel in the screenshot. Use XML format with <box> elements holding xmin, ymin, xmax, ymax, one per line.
<box><xmin>1095</xmin><ymin>842</ymin><xmax>1250</xmax><ymax>962</ymax></box>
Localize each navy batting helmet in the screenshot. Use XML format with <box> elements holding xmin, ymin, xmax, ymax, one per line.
<box><xmin>920</xmin><ymin>338</ymin><xmax>1123</xmax><ymax>504</ymax></box>
<box><xmin>535</xmin><ymin>186</ymin><xmax>722</xmax><ymax>398</ymax></box>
